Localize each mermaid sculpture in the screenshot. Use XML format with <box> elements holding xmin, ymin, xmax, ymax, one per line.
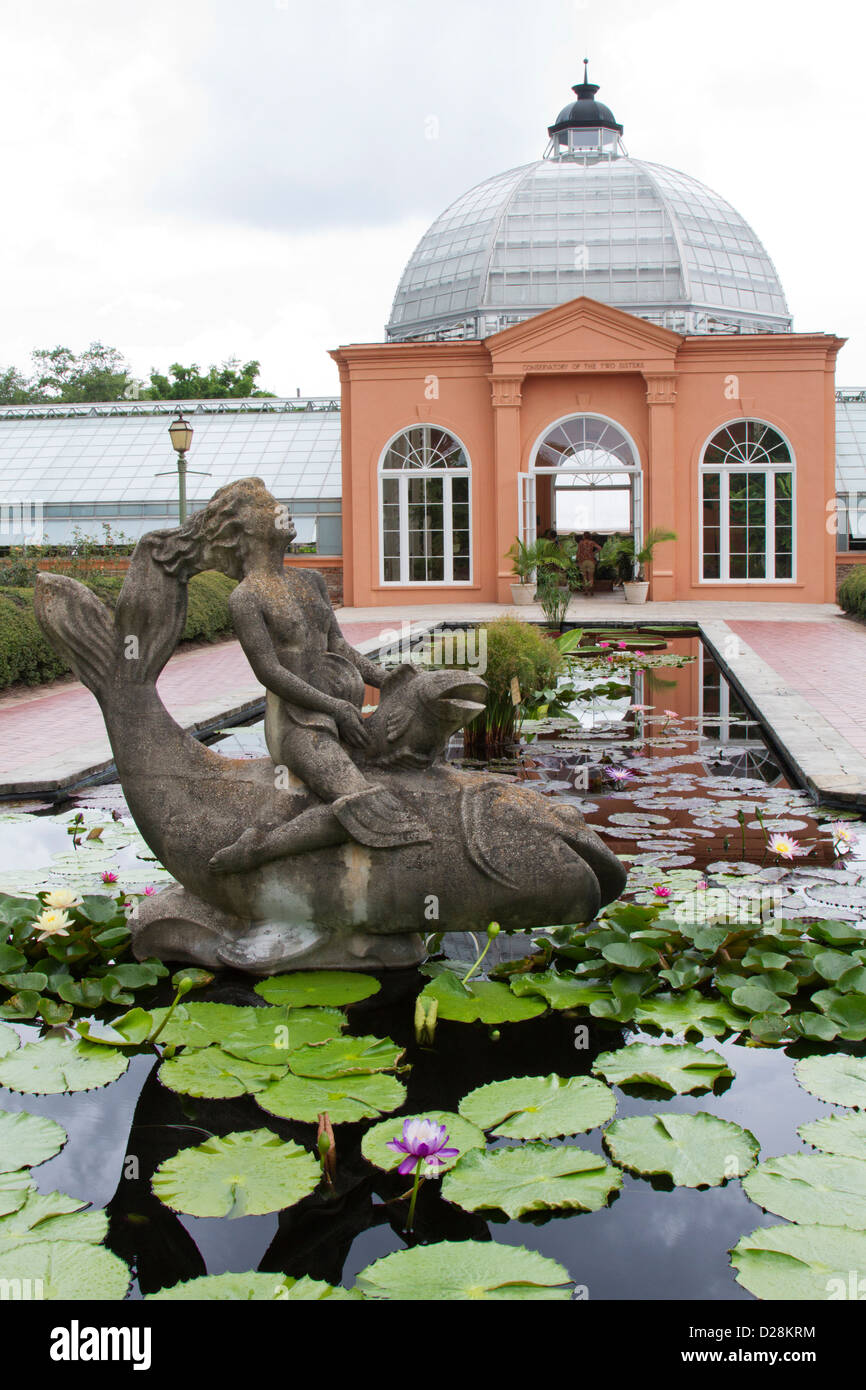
<box><xmin>34</xmin><ymin>478</ymin><xmax>626</xmax><ymax>973</ymax></box>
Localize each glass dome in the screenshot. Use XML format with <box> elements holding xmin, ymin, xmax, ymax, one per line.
<box><xmin>387</xmin><ymin>71</ymin><xmax>791</xmax><ymax>342</ymax></box>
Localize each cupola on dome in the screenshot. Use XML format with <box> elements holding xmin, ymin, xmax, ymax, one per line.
<box><xmin>386</xmin><ymin>65</ymin><xmax>791</xmax><ymax>342</ymax></box>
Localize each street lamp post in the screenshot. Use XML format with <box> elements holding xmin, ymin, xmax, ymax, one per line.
<box><xmin>167</xmin><ymin>413</ymin><xmax>194</xmax><ymax>523</ymax></box>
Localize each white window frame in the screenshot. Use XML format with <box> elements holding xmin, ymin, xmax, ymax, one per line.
<box><xmin>529</xmin><ymin>412</ymin><xmax>643</xmax><ymax>551</ymax></box>
<box><xmin>378</xmin><ymin>424</ymin><xmax>473</xmax><ymax>586</ymax></box>
<box><xmin>698</xmin><ymin>418</ymin><xmax>796</xmax><ymax>584</ymax></box>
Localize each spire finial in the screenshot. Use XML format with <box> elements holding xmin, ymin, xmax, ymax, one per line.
<box><xmin>583</xmin><ymin>57</ymin><xmax>589</xmax><ymax>83</ymax></box>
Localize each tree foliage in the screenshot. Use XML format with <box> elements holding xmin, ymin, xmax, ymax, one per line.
<box><xmin>0</xmin><ymin>345</ymin><xmax>274</xmax><ymax>404</ymax></box>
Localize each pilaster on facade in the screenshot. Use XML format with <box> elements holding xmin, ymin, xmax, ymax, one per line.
<box><xmin>488</xmin><ymin>375</ymin><xmax>525</xmax><ymax>408</ymax></box>
<box><xmin>643</xmin><ymin>373</ymin><xmax>678</xmax><ymax>406</ymax></box>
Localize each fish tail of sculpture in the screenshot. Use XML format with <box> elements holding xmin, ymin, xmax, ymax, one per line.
<box><xmin>34</xmin><ymin>572</ymin><xmax>123</xmax><ymax>698</ymax></box>
<box><xmin>34</xmin><ymin>532</ymin><xmax>189</xmax><ymax>697</ymax></box>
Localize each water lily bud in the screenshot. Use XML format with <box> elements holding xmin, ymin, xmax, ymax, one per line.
<box><xmin>487</xmin><ymin>921</ymin><xmax>501</xmax><ymax>939</ymax></box>
<box><xmin>489</xmin><ymin>1029</ymin><xmax>501</xmax><ymax>1042</ymax></box>
<box><xmin>175</xmin><ymin>977</ymin><xmax>195</xmax><ymax>997</ymax></box>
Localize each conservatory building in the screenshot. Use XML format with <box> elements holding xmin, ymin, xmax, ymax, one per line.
<box><xmin>332</xmin><ymin>71</ymin><xmax>845</xmax><ymax>607</ymax></box>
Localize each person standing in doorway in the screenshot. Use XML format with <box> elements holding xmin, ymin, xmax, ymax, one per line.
<box><xmin>577</xmin><ymin>532</ymin><xmax>601</xmax><ymax>594</ymax></box>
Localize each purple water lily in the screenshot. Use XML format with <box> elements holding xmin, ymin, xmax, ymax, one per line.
<box><xmin>387</xmin><ymin>1117</ymin><xmax>460</xmax><ymax>1176</ymax></box>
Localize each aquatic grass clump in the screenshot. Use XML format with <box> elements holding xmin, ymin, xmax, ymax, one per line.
<box><xmin>458</xmin><ymin>616</ymin><xmax>563</xmax><ymax>756</ymax></box>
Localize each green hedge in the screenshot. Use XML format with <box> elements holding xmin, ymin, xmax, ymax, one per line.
<box><xmin>838</xmin><ymin>566</ymin><xmax>866</xmax><ymax>617</ymax></box>
<box><xmin>0</xmin><ymin>571</ymin><xmax>236</xmax><ymax>690</ymax></box>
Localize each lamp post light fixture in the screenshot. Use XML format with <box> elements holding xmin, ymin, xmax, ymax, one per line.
<box><xmin>168</xmin><ymin>413</ymin><xmax>194</xmax><ymax>523</ymax></box>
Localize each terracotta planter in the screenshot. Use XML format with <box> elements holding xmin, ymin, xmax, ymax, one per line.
<box><xmin>510</xmin><ymin>582</ymin><xmax>536</xmax><ymax>606</ymax></box>
<box><xmin>623</xmin><ymin>581</ymin><xmax>649</xmax><ymax>604</ymax></box>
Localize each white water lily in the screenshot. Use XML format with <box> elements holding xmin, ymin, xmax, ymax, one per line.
<box><xmin>33</xmin><ymin>908</ymin><xmax>73</xmax><ymax>940</ymax></box>
<box><xmin>42</xmin><ymin>888</ymin><xmax>82</xmax><ymax>910</ymax></box>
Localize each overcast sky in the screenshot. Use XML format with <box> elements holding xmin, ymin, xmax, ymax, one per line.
<box><xmin>1</xmin><ymin>0</ymin><xmax>864</xmax><ymax>395</ymax></box>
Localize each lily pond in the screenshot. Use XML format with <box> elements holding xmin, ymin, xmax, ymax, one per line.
<box><xmin>2</xmin><ymin>625</ymin><xmax>866</xmax><ymax>1303</ymax></box>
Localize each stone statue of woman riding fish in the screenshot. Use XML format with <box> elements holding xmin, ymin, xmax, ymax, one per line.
<box><xmin>34</xmin><ymin>478</ymin><xmax>625</xmax><ymax>973</ymax></box>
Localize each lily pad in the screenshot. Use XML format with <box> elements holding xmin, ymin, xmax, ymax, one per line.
<box><xmin>731</xmin><ymin>1223</ymin><xmax>866</xmax><ymax>1301</ymax></box>
<box><xmin>0</xmin><ymin>1035</ymin><xmax>128</xmax><ymax>1094</ymax></box>
<box><xmin>158</xmin><ymin>1046</ymin><xmax>287</xmax><ymax>1099</ymax></box>
<box><xmin>0</xmin><ymin>1187</ymin><xmax>108</xmax><ymax>1251</ymax></box>
<box><xmin>795</xmin><ymin>1054</ymin><xmax>866</xmax><ymax>1108</ymax></box>
<box><xmin>458</xmin><ymin>1073</ymin><xmax>616</xmax><ymax>1140</ymax></box>
<box><xmin>152</xmin><ymin>1130</ymin><xmax>320</xmax><ymax>1218</ymax></box>
<box><xmin>601</xmin><ymin>941</ymin><xmax>659</xmax><ymax>971</ymax></box>
<box><xmin>442</xmin><ymin>1143</ymin><xmax>622</xmax><ymax>1219</ymax></box>
<box><xmin>0</xmin><ymin>1110</ymin><xmax>66</xmax><ymax>1173</ymax></box>
<box><xmin>254</xmin><ymin>971</ymin><xmax>380</xmax><ymax>1008</ymax></box>
<box><xmin>220</xmin><ymin>1007</ymin><xmax>345</xmax><ymax>1064</ymax></box>
<box><xmin>798</xmin><ymin>1113</ymin><xmax>866</xmax><ymax>1159</ymax></box>
<box><xmin>361</xmin><ymin>1111</ymin><xmax>484</xmax><ymax>1173</ymax></box>
<box><xmin>0</xmin><ymin>1170</ymin><xmax>33</xmax><ymax>1217</ymax></box>
<box><xmin>256</xmin><ymin>1071</ymin><xmax>406</xmax><ymax>1124</ymax></box>
<box><xmin>148</xmin><ymin>1272</ymin><xmax>360</xmax><ymax>1300</ymax></box>
<box><xmin>632</xmin><ymin>991</ymin><xmax>749</xmax><ymax>1039</ymax></box>
<box><xmin>287</xmin><ymin>1035</ymin><xmax>405</xmax><ymax>1080</ymax></box>
<box><xmin>418</xmin><ymin>972</ymin><xmax>546</xmax><ymax>1025</ymax></box>
<box><xmin>592</xmin><ymin>1042</ymin><xmax>733</xmax><ymax>1095</ymax></box>
<box><xmin>744</xmin><ymin>1152</ymin><xmax>866</xmax><ymax>1228</ymax></box>
<box><xmin>730</xmin><ymin>983</ymin><xmax>790</xmax><ymax>1016</ymax></box>
<box><xmin>356</xmin><ymin>1240</ymin><xmax>573</xmax><ymax>1300</ymax></box>
<box><xmin>509</xmin><ymin>971</ymin><xmax>612</xmax><ymax>1011</ymax></box>
<box><xmin>0</xmin><ymin>1023</ymin><xmax>19</xmax><ymax>1058</ymax></box>
<box><xmin>605</xmin><ymin>1112</ymin><xmax>759</xmax><ymax>1187</ymax></box>
<box><xmin>0</xmin><ymin>1240</ymin><xmax>130</xmax><ymax>1299</ymax></box>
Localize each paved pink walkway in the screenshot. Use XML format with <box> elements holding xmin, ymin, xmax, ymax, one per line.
<box><xmin>0</xmin><ymin>620</ymin><xmax>395</xmax><ymax>786</ymax></box>
<box><xmin>730</xmin><ymin>619</ymin><xmax>866</xmax><ymax>759</ymax></box>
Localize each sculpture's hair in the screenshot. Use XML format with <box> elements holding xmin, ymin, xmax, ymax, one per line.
<box><xmin>148</xmin><ymin>477</ymin><xmax>275</xmax><ymax>582</ymax></box>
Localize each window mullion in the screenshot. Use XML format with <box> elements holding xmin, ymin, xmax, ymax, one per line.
<box><xmin>443</xmin><ymin>473</ymin><xmax>454</xmax><ymax>583</ymax></box>
<box><xmin>399</xmin><ymin>474</ymin><xmax>409</xmax><ymax>586</ymax></box>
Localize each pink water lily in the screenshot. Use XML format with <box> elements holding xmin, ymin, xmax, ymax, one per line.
<box><xmin>101</xmin><ymin>871</ymin><xmax>118</xmax><ymax>884</ymax></box>
<box><xmin>653</xmin><ymin>884</ymin><xmax>672</xmax><ymax>899</ymax></box>
<box><xmin>663</xmin><ymin>709</ymin><xmax>680</xmax><ymax>719</ymax></box>
<box><xmin>605</xmin><ymin>766</ymin><xmax>635</xmax><ymax>782</ymax></box>
<box><xmin>768</xmin><ymin>834</ymin><xmax>805</xmax><ymax>860</ymax></box>
<box><xmin>598</xmin><ymin>641</ymin><xmax>611</xmax><ymax>649</ymax></box>
<box><xmin>386</xmin><ymin>1117</ymin><xmax>460</xmax><ymax>1176</ymax></box>
<box><xmin>617</xmin><ymin>641</ymin><xmax>628</xmax><ymax>649</ymax></box>
<box><xmin>144</xmin><ymin>885</ymin><xmax>156</xmax><ymax>895</ymax></box>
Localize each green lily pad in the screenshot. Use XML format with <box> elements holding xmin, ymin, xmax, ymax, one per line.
<box><xmin>0</xmin><ymin>1023</ymin><xmax>19</xmax><ymax>1058</ymax></box>
<box><xmin>220</xmin><ymin>1008</ymin><xmax>345</xmax><ymax>1064</ymax></box>
<box><xmin>604</xmin><ymin>1112</ymin><xmax>759</xmax><ymax>1187</ymax></box>
<box><xmin>814</xmin><ymin>950</ymin><xmax>863</xmax><ymax>982</ymax></box>
<box><xmin>0</xmin><ymin>1187</ymin><xmax>108</xmax><ymax>1251</ymax></box>
<box><xmin>592</xmin><ymin>1042</ymin><xmax>733</xmax><ymax>1095</ymax></box>
<box><xmin>600</xmin><ymin>941</ymin><xmax>659</xmax><ymax>971</ymax></box>
<box><xmin>795</xmin><ymin>1054</ymin><xmax>866</xmax><ymax>1108</ymax></box>
<box><xmin>458</xmin><ymin>1073</ymin><xmax>615</xmax><ymax>1140</ymax></box>
<box><xmin>418</xmin><ymin>972</ymin><xmax>545</xmax><ymax>1025</ymax></box>
<box><xmin>0</xmin><ymin>1240</ymin><xmax>130</xmax><ymax>1299</ymax></box>
<box><xmin>744</xmin><ymin>1152</ymin><xmax>866</xmax><ymax>1228</ymax></box>
<box><xmin>509</xmin><ymin>971</ymin><xmax>612</xmax><ymax>1011</ymax></box>
<box><xmin>152</xmin><ymin>1130</ymin><xmax>320</xmax><ymax>1218</ymax></box>
<box><xmin>0</xmin><ymin>1109</ymin><xmax>66</xmax><ymax>1172</ymax></box>
<box><xmin>148</xmin><ymin>1272</ymin><xmax>361</xmax><ymax>1300</ymax></box>
<box><xmin>254</xmin><ymin>971</ymin><xmax>380</xmax><ymax>1008</ymax></box>
<box><xmin>731</xmin><ymin>1223</ymin><xmax>866</xmax><ymax>1301</ymax></box>
<box><xmin>287</xmin><ymin>1035</ymin><xmax>405</xmax><ymax>1079</ymax></box>
<box><xmin>361</xmin><ymin>1111</ymin><xmax>484</xmax><ymax>1173</ymax></box>
<box><xmin>798</xmin><ymin>1113</ymin><xmax>866</xmax><ymax>1159</ymax></box>
<box><xmin>0</xmin><ymin>1035</ymin><xmax>128</xmax><ymax>1094</ymax></box>
<box><xmin>356</xmin><ymin>1240</ymin><xmax>573</xmax><ymax>1300</ymax></box>
<box><xmin>158</xmin><ymin>1046</ymin><xmax>287</xmax><ymax>1099</ymax></box>
<box><xmin>442</xmin><ymin>1143</ymin><xmax>622</xmax><ymax>1219</ymax></box>
<box><xmin>632</xmin><ymin>991</ymin><xmax>748</xmax><ymax>1038</ymax></box>
<box><xmin>730</xmin><ymin>983</ymin><xmax>790</xmax><ymax>1016</ymax></box>
<box><xmin>256</xmin><ymin>1071</ymin><xmax>406</xmax><ymax>1124</ymax></box>
<box><xmin>76</xmin><ymin>1008</ymin><xmax>155</xmax><ymax>1048</ymax></box>
<box><xmin>0</xmin><ymin>1171</ymin><xmax>33</xmax><ymax>1217</ymax></box>
<box><xmin>792</xmin><ymin>1012</ymin><xmax>840</xmax><ymax>1042</ymax></box>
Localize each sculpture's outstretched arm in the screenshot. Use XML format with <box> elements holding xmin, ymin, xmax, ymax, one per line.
<box><xmin>229</xmin><ymin>587</ymin><xmax>366</xmax><ymax>746</ymax></box>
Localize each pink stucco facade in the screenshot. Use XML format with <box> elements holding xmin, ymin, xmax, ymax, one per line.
<box><xmin>331</xmin><ymin>297</ymin><xmax>843</xmax><ymax>607</ymax></box>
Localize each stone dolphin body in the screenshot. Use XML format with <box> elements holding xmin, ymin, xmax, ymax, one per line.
<box><xmin>34</xmin><ymin>553</ymin><xmax>626</xmax><ymax>973</ymax></box>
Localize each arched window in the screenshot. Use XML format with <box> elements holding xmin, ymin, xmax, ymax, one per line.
<box><xmin>534</xmin><ymin>415</ymin><xmax>638</xmax><ymax>471</ymax></box>
<box><xmin>700</xmin><ymin>421</ymin><xmax>794</xmax><ymax>582</ymax></box>
<box><xmin>529</xmin><ymin>414</ymin><xmax>641</xmax><ymax>543</ymax></box>
<box><xmin>379</xmin><ymin>426</ymin><xmax>471</xmax><ymax>584</ymax></box>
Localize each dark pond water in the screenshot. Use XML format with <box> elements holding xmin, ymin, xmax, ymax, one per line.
<box><xmin>2</xmin><ymin>631</ymin><xmax>865</xmax><ymax>1300</ymax></box>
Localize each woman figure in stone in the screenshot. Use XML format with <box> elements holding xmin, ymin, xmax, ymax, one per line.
<box><xmin>150</xmin><ymin>477</ymin><xmax>427</xmax><ymax>870</ymax></box>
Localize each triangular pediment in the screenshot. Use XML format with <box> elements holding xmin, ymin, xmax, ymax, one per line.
<box><xmin>486</xmin><ymin>297</ymin><xmax>682</xmax><ymax>371</ymax></box>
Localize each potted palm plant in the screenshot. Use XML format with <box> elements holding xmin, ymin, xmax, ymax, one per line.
<box><xmin>505</xmin><ymin>537</ymin><xmax>567</xmax><ymax>605</ymax></box>
<box><xmin>618</xmin><ymin>528</ymin><xmax>677</xmax><ymax>603</ymax></box>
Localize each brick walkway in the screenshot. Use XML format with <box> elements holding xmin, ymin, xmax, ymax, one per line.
<box><xmin>729</xmin><ymin>619</ymin><xmax>866</xmax><ymax>760</ymax></box>
<box><xmin>0</xmin><ymin>620</ymin><xmax>397</xmax><ymax>794</ymax></box>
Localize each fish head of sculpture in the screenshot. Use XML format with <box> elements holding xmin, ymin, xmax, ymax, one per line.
<box><xmin>368</xmin><ymin>664</ymin><xmax>488</xmax><ymax>765</ymax></box>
